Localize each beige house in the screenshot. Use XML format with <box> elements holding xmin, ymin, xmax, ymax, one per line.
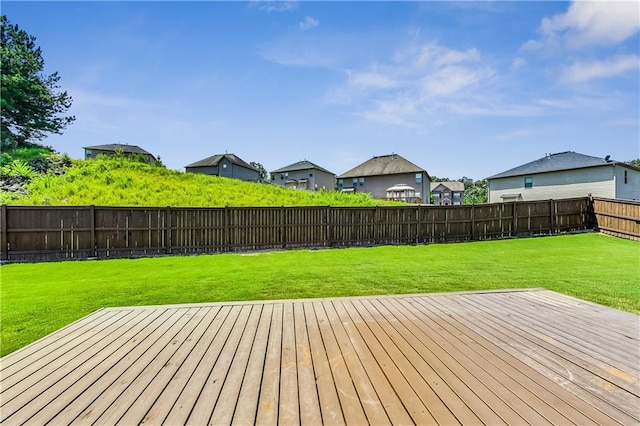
<box><xmin>430</xmin><ymin>181</ymin><xmax>465</xmax><ymax>205</ymax></box>
<box><xmin>270</xmin><ymin>160</ymin><xmax>335</xmax><ymax>191</ymax></box>
<box><xmin>338</xmin><ymin>153</ymin><xmax>431</xmax><ymax>202</ymax></box>
<box><xmin>487</xmin><ymin>151</ymin><xmax>640</xmax><ymax>203</ymax></box>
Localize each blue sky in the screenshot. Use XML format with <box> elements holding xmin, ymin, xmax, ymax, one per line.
<box><xmin>4</xmin><ymin>1</ymin><xmax>639</xmax><ymax>180</ymax></box>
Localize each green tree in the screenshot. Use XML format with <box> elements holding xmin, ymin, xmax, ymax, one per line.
<box><xmin>462</xmin><ymin>178</ymin><xmax>488</xmax><ymax>204</ymax></box>
<box><xmin>250</xmin><ymin>161</ymin><xmax>268</xmax><ymax>182</ymax></box>
<box><xmin>627</xmin><ymin>159</ymin><xmax>640</xmax><ymax>169</ymax></box>
<box><xmin>1</xmin><ymin>15</ymin><xmax>75</xmax><ymax>151</ymax></box>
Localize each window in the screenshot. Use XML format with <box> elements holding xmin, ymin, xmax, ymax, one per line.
<box><xmin>352</xmin><ymin>178</ymin><xmax>358</xmax><ymax>186</ymax></box>
<box><xmin>359</xmin><ymin>177</ymin><xmax>365</xmax><ymax>186</ymax></box>
<box><xmin>415</xmin><ymin>173</ymin><xmax>422</xmax><ymax>184</ymax></box>
<box><xmin>338</xmin><ymin>179</ymin><xmax>344</xmax><ymax>189</ymax></box>
<box><xmin>524</xmin><ymin>177</ymin><xmax>533</xmax><ymax>188</ymax></box>
<box><xmin>624</xmin><ymin>170</ymin><xmax>628</xmax><ymax>184</ymax></box>
<box><xmin>280</xmin><ymin>174</ymin><xmax>284</xmax><ymax>180</ymax></box>
<box><xmin>433</xmin><ymin>193</ymin><xmax>440</xmax><ymax>198</ymax></box>
<box><xmin>309</xmin><ymin>173</ymin><xmax>313</xmax><ymax>177</ymax></box>
<box><xmin>453</xmin><ymin>192</ymin><xmax>461</xmax><ymax>199</ymax></box>
<box><xmin>85</xmin><ymin>149</ymin><xmax>93</xmax><ymax>158</ymax></box>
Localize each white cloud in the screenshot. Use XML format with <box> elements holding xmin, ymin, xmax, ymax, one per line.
<box><xmin>605</xmin><ymin>118</ymin><xmax>639</xmax><ymax>127</ymax></box>
<box><xmin>299</xmin><ymin>16</ymin><xmax>319</xmax><ymax>31</ymax></box>
<box><xmin>346</xmin><ymin>70</ymin><xmax>397</xmax><ymax>89</ymax></box>
<box><xmin>497</xmin><ymin>129</ymin><xmax>534</xmax><ymax>141</ymax></box>
<box><xmin>511</xmin><ymin>57</ymin><xmax>526</xmax><ymax>70</ymax></box>
<box><xmin>415</xmin><ymin>44</ymin><xmax>480</xmax><ymax>67</ymax></box>
<box><xmin>421</xmin><ymin>66</ymin><xmax>492</xmax><ymax>98</ymax></box>
<box><xmin>331</xmin><ymin>42</ymin><xmax>503</xmax><ymax>126</ymax></box>
<box><xmin>249</xmin><ymin>1</ymin><xmax>298</xmax><ymax>13</ymax></box>
<box><xmin>560</xmin><ymin>55</ymin><xmax>640</xmax><ymax>83</ymax></box>
<box><xmin>526</xmin><ymin>1</ymin><xmax>640</xmax><ymax>50</ymax></box>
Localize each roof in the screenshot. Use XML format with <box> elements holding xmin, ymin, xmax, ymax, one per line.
<box><xmin>387</xmin><ymin>184</ymin><xmax>415</xmax><ymax>191</ymax></box>
<box><xmin>487</xmin><ymin>151</ymin><xmax>636</xmax><ymax>179</ymax></box>
<box><xmin>82</xmin><ymin>143</ymin><xmax>153</xmax><ymax>156</ymax></box>
<box><xmin>338</xmin><ymin>154</ymin><xmax>428</xmax><ymax>178</ymax></box>
<box><xmin>185</xmin><ymin>153</ymin><xmax>257</xmax><ymax>170</ymax></box>
<box><xmin>271</xmin><ymin>160</ymin><xmax>334</xmax><ymax>175</ymax></box>
<box><xmin>430</xmin><ymin>181</ymin><xmax>465</xmax><ymax>192</ymax></box>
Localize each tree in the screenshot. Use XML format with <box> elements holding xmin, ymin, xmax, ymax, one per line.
<box><xmin>462</xmin><ymin>179</ymin><xmax>488</xmax><ymax>204</ymax></box>
<box><xmin>627</xmin><ymin>159</ymin><xmax>640</xmax><ymax>169</ymax></box>
<box><xmin>1</xmin><ymin>15</ymin><xmax>75</xmax><ymax>151</ymax></box>
<box><xmin>250</xmin><ymin>161</ymin><xmax>268</xmax><ymax>182</ymax></box>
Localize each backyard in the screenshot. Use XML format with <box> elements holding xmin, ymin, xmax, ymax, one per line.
<box><xmin>1</xmin><ymin>232</ymin><xmax>638</xmax><ymax>357</ymax></box>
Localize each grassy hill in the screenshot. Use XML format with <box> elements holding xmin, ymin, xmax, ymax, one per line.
<box><xmin>1</xmin><ymin>155</ymin><xmax>395</xmax><ymax>207</ymax></box>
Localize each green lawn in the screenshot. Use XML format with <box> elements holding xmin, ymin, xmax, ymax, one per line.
<box><xmin>1</xmin><ymin>233</ymin><xmax>638</xmax><ymax>357</ymax></box>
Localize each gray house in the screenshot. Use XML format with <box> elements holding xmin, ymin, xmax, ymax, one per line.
<box><xmin>83</xmin><ymin>143</ymin><xmax>157</xmax><ymax>164</ymax></box>
<box><xmin>271</xmin><ymin>160</ymin><xmax>335</xmax><ymax>191</ymax></box>
<box><xmin>430</xmin><ymin>181</ymin><xmax>465</xmax><ymax>205</ymax></box>
<box><xmin>487</xmin><ymin>151</ymin><xmax>640</xmax><ymax>202</ymax></box>
<box><xmin>338</xmin><ymin>153</ymin><xmax>431</xmax><ymax>202</ymax></box>
<box><xmin>185</xmin><ymin>153</ymin><xmax>260</xmax><ymax>182</ymax></box>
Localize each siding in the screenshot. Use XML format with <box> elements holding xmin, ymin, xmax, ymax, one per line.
<box><xmin>614</xmin><ymin>165</ymin><xmax>640</xmax><ymax>201</ymax></box>
<box><xmin>272</xmin><ymin>169</ymin><xmax>335</xmax><ymax>191</ymax></box>
<box><xmin>186</xmin><ymin>162</ymin><xmax>260</xmax><ymax>182</ymax></box>
<box><xmin>489</xmin><ymin>166</ymin><xmax>615</xmax><ymax>203</ymax></box>
<box><xmin>341</xmin><ymin>173</ymin><xmax>430</xmax><ymax>200</ymax></box>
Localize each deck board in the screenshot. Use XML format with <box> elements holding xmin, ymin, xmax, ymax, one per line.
<box><xmin>1</xmin><ymin>289</ymin><xmax>638</xmax><ymax>425</ymax></box>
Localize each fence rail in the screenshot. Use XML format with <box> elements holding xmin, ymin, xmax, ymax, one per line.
<box><xmin>0</xmin><ymin>197</ymin><xmax>599</xmax><ymax>262</ymax></box>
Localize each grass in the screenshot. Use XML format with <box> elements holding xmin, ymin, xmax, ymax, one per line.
<box><xmin>1</xmin><ymin>233</ymin><xmax>638</xmax><ymax>357</ymax></box>
<box><xmin>1</xmin><ymin>156</ymin><xmax>397</xmax><ymax>207</ymax></box>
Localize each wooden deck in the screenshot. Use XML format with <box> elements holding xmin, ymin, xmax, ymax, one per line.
<box><xmin>1</xmin><ymin>289</ymin><xmax>638</xmax><ymax>425</ymax></box>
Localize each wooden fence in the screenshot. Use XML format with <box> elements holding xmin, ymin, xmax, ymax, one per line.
<box><xmin>592</xmin><ymin>197</ymin><xmax>640</xmax><ymax>241</ymax></box>
<box><xmin>0</xmin><ymin>197</ymin><xmax>596</xmax><ymax>262</ymax></box>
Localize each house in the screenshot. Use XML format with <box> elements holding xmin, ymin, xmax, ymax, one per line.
<box><xmin>185</xmin><ymin>153</ymin><xmax>260</xmax><ymax>182</ymax></box>
<box><xmin>386</xmin><ymin>184</ymin><xmax>417</xmax><ymax>203</ymax></box>
<box><xmin>337</xmin><ymin>153</ymin><xmax>431</xmax><ymax>202</ymax></box>
<box><xmin>270</xmin><ymin>160</ymin><xmax>335</xmax><ymax>191</ymax></box>
<box><xmin>487</xmin><ymin>151</ymin><xmax>640</xmax><ymax>203</ymax></box>
<box><xmin>82</xmin><ymin>143</ymin><xmax>157</xmax><ymax>164</ymax></box>
<box><xmin>430</xmin><ymin>181</ymin><xmax>465</xmax><ymax>205</ymax></box>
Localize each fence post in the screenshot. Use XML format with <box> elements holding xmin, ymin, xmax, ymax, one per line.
<box><xmin>549</xmin><ymin>199</ymin><xmax>555</xmax><ymax>235</ymax></box>
<box><xmin>281</xmin><ymin>206</ymin><xmax>286</xmax><ymax>249</ymax></box>
<box><xmin>224</xmin><ymin>206</ymin><xmax>230</xmax><ymax>252</ymax></box>
<box><xmin>1</xmin><ymin>204</ymin><xmax>7</xmax><ymax>261</ymax></box>
<box><xmin>470</xmin><ymin>204</ymin><xmax>475</xmax><ymax>241</ymax></box>
<box><xmin>587</xmin><ymin>195</ymin><xmax>596</xmax><ymax>231</ymax></box>
<box><xmin>325</xmin><ymin>206</ymin><xmax>330</xmax><ymax>247</ymax></box>
<box><xmin>416</xmin><ymin>205</ymin><xmax>420</xmax><ymax>243</ymax></box>
<box><xmin>90</xmin><ymin>205</ymin><xmax>97</xmax><ymax>258</ymax></box>
<box><xmin>373</xmin><ymin>206</ymin><xmax>379</xmax><ymax>245</ymax></box>
<box><xmin>166</xmin><ymin>206</ymin><xmax>172</xmax><ymax>254</ymax></box>
<box><xmin>512</xmin><ymin>201</ymin><xmax>517</xmax><ymax>237</ymax></box>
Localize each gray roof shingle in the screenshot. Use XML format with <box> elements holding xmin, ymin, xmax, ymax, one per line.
<box><xmin>83</xmin><ymin>143</ymin><xmax>153</xmax><ymax>156</ymax></box>
<box><xmin>338</xmin><ymin>154</ymin><xmax>428</xmax><ymax>178</ymax></box>
<box><xmin>487</xmin><ymin>151</ymin><xmax>632</xmax><ymax>179</ymax></box>
<box><xmin>185</xmin><ymin>153</ymin><xmax>257</xmax><ymax>170</ymax></box>
<box><xmin>430</xmin><ymin>181</ymin><xmax>465</xmax><ymax>192</ymax></box>
<box><xmin>271</xmin><ymin>160</ymin><xmax>334</xmax><ymax>175</ymax></box>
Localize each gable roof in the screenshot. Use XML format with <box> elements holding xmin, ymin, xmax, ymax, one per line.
<box><xmin>430</xmin><ymin>181</ymin><xmax>465</xmax><ymax>192</ymax></box>
<box><xmin>338</xmin><ymin>154</ymin><xmax>429</xmax><ymax>179</ymax></box>
<box><xmin>271</xmin><ymin>160</ymin><xmax>334</xmax><ymax>175</ymax></box>
<box><xmin>83</xmin><ymin>143</ymin><xmax>153</xmax><ymax>156</ymax></box>
<box><xmin>487</xmin><ymin>151</ymin><xmax>634</xmax><ymax>179</ymax></box>
<box><xmin>185</xmin><ymin>153</ymin><xmax>257</xmax><ymax>170</ymax></box>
